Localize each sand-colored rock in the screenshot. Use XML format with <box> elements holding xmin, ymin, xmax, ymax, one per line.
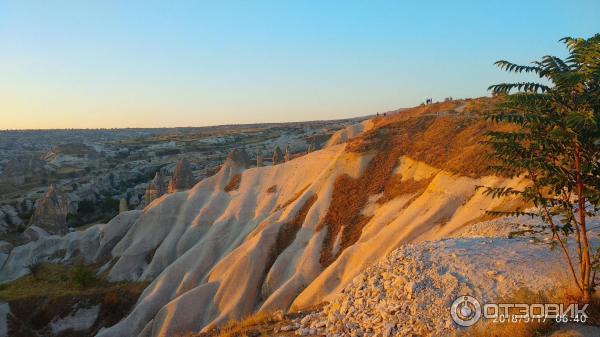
<box><xmin>6</xmin><ymin>116</ymin><xmax>562</xmax><ymax>337</ymax></box>
<box><xmin>144</xmin><ymin>171</ymin><xmax>167</xmax><ymax>205</ymax></box>
<box><xmin>284</xmin><ymin>145</ymin><xmax>290</xmax><ymax>162</ymax></box>
<box><xmin>168</xmin><ymin>159</ymin><xmax>194</xmax><ymax>193</ymax></box>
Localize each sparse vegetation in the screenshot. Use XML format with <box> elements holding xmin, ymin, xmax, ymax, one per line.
<box><xmin>0</xmin><ymin>263</ymin><xmax>147</xmax><ymax>302</ymax></box>
<box><xmin>23</xmin><ymin>257</ymin><xmax>44</xmax><ymax>280</ymax></box>
<box><xmin>464</xmin><ymin>287</ymin><xmax>596</xmax><ymax>337</ymax></box>
<box><xmin>71</xmin><ymin>263</ymin><xmax>96</xmax><ymax>287</ymax></box>
<box><xmin>189</xmin><ymin>311</ymin><xmax>288</xmax><ymax>337</ymax></box>
<box><xmin>483</xmin><ymin>34</ymin><xmax>600</xmax><ymax>301</ymax></box>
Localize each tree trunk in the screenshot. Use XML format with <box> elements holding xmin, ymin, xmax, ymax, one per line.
<box><xmin>575</xmin><ymin>143</ymin><xmax>591</xmax><ymax>302</ymax></box>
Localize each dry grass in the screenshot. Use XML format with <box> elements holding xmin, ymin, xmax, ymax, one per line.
<box><xmin>464</xmin><ymin>287</ymin><xmax>590</xmax><ymax>337</ymax></box>
<box><xmin>318</xmin><ymin>131</ymin><xmax>401</xmax><ymax>267</ymax></box>
<box><xmin>189</xmin><ymin>311</ymin><xmax>285</xmax><ymax>337</ymax></box>
<box><xmin>318</xmin><ymin>97</ymin><xmax>522</xmax><ymax>267</ymax></box>
<box><xmin>377</xmin><ymin>175</ymin><xmax>432</xmax><ymax>204</ymax></box>
<box><xmin>0</xmin><ymin>263</ymin><xmax>146</xmax><ymax>302</ymax></box>
<box><xmin>348</xmin><ymin>96</ymin><xmax>508</xmax><ymax>179</ymax></box>
<box><xmin>3</xmin><ymin>263</ymin><xmax>148</xmax><ymax>336</ymax></box>
<box><xmin>224</xmin><ymin>173</ymin><xmax>242</xmax><ymax>192</ymax></box>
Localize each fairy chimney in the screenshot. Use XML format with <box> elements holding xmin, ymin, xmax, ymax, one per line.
<box><xmin>144</xmin><ymin>171</ymin><xmax>167</xmax><ymax>205</ymax></box>
<box><xmin>168</xmin><ymin>158</ymin><xmax>194</xmax><ymax>193</ymax></box>
<box><xmin>284</xmin><ymin>145</ymin><xmax>290</xmax><ymax>162</ymax></box>
<box><xmin>272</xmin><ymin>146</ymin><xmax>283</xmax><ymax>165</ymax></box>
<box><xmin>256</xmin><ymin>151</ymin><xmax>264</xmax><ymax>167</ymax></box>
<box><xmin>28</xmin><ymin>184</ymin><xmax>70</xmax><ymax>235</ymax></box>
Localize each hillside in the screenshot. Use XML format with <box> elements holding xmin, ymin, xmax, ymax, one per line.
<box><xmin>1</xmin><ymin>98</ymin><xmax>557</xmax><ymax>337</ymax></box>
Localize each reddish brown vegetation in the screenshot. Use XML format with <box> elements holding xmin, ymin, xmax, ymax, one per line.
<box><xmin>266</xmin><ymin>185</ymin><xmax>277</xmax><ymax>193</ymax></box>
<box><xmin>224</xmin><ymin>174</ymin><xmax>242</xmax><ymax>192</ymax></box>
<box><xmin>261</xmin><ymin>194</ymin><xmax>318</xmax><ymax>299</ymax></box>
<box><xmin>319</xmin><ymin>97</ymin><xmax>510</xmax><ymax>268</ymax></box>
<box><xmin>318</xmin><ymin>133</ymin><xmax>401</xmax><ymax>267</ymax></box>
<box><xmin>377</xmin><ymin>175</ymin><xmax>433</xmax><ymax>204</ymax></box>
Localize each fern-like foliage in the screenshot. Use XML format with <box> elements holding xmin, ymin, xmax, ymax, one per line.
<box><xmin>483</xmin><ymin>34</ymin><xmax>600</xmax><ymax>299</ymax></box>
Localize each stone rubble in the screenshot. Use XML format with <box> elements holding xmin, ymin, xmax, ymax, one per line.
<box><xmin>296</xmin><ymin>232</ymin><xmax>586</xmax><ymax>337</ymax></box>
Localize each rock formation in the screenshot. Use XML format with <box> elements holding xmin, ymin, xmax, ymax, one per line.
<box><xmin>144</xmin><ymin>171</ymin><xmax>167</xmax><ymax>205</ymax></box>
<box><xmin>0</xmin><ymin>205</ymin><xmax>23</xmax><ymax>235</ymax></box>
<box><xmin>224</xmin><ymin>148</ymin><xmax>252</xmax><ymax>169</ymax></box>
<box><xmin>256</xmin><ymin>151</ymin><xmax>263</xmax><ymax>167</ymax></box>
<box><xmin>272</xmin><ymin>146</ymin><xmax>283</xmax><ymax>165</ymax></box>
<box><xmin>284</xmin><ymin>145</ymin><xmax>290</xmax><ymax>162</ymax></box>
<box><xmin>168</xmin><ymin>159</ymin><xmax>194</xmax><ymax>193</ymax></box>
<box><xmin>119</xmin><ymin>198</ymin><xmax>128</xmax><ymax>213</ymax></box>
<box><xmin>28</xmin><ymin>184</ymin><xmax>70</xmax><ymax>235</ymax></box>
<box><xmin>306</xmin><ymin>142</ymin><xmax>314</xmax><ymax>154</ymax></box>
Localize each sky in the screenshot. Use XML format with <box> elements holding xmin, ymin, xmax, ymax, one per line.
<box><xmin>1</xmin><ymin>1</ymin><xmax>599</xmax><ymax>129</ymax></box>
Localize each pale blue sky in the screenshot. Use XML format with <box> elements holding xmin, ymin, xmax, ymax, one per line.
<box><xmin>1</xmin><ymin>1</ymin><xmax>598</xmax><ymax>129</ymax></box>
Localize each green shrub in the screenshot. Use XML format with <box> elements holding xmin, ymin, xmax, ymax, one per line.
<box><xmin>71</xmin><ymin>264</ymin><xmax>96</xmax><ymax>287</ymax></box>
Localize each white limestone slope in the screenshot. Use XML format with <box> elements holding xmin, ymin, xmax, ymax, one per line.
<box><xmin>0</xmin><ymin>120</ymin><xmax>535</xmax><ymax>337</ymax></box>
<box><xmin>0</xmin><ymin>210</ymin><xmax>141</xmax><ymax>283</ymax></box>
<box><xmin>325</xmin><ymin>120</ymin><xmax>374</xmax><ymax>148</ymax></box>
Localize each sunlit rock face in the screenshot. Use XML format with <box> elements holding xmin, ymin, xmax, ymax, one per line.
<box><xmin>168</xmin><ymin>159</ymin><xmax>194</xmax><ymax>193</ymax></box>
<box><xmin>225</xmin><ymin>148</ymin><xmax>252</xmax><ymax>169</ymax></box>
<box><xmin>28</xmin><ymin>184</ymin><xmax>70</xmax><ymax>235</ymax></box>
<box><xmin>144</xmin><ymin>171</ymin><xmax>167</xmax><ymax>205</ymax></box>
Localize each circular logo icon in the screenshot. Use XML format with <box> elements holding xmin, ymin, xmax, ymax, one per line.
<box><xmin>451</xmin><ymin>295</ymin><xmax>481</xmax><ymax>326</ymax></box>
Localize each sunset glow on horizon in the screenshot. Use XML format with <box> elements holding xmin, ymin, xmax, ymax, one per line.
<box><xmin>1</xmin><ymin>0</ymin><xmax>599</xmax><ymax>129</ymax></box>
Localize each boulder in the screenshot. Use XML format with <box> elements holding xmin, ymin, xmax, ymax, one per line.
<box><xmin>23</xmin><ymin>225</ymin><xmax>50</xmax><ymax>242</ymax></box>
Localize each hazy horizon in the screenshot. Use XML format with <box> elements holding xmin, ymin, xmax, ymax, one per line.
<box><xmin>2</xmin><ymin>1</ymin><xmax>599</xmax><ymax>129</ymax></box>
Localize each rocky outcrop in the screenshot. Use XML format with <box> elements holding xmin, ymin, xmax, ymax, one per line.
<box><xmin>28</xmin><ymin>184</ymin><xmax>70</xmax><ymax>235</ymax></box>
<box><xmin>144</xmin><ymin>172</ymin><xmax>167</xmax><ymax>205</ymax></box>
<box><xmin>0</xmin><ymin>210</ymin><xmax>142</xmax><ymax>283</ymax></box>
<box><xmin>225</xmin><ymin>148</ymin><xmax>252</xmax><ymax>169</ymax></box>
<box><xmin>256</xmin><ymin>152</ymin><xmax>264</xmax><ymax>167</ymax></box>
<box><xmin>119</xmin><ymin>199</ymin><xmax>128</xmax><ymax>213</ymax></box>
<box><xmin>272</xmin><ymin>146</ymin><xmax>283</xmax><ymax>165</ymax></box>
<box><xmin>284</xmin><ymin>145</ymin><xmax>290</xmax><ymax>162</ymax></box>
<box><xmin>0</xmin><ymin>205</ymin><xmax>23</xmax><ymax>235</ymax></box>
<box><xmin>168</xmin><ymin>159</ymin><xmax>194</xmax><ymax>193</ymax></box>
<box><xmin>42</xmin><ymin>142</ymin><xmax>100</xmax><ymax>161</ymax></box>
